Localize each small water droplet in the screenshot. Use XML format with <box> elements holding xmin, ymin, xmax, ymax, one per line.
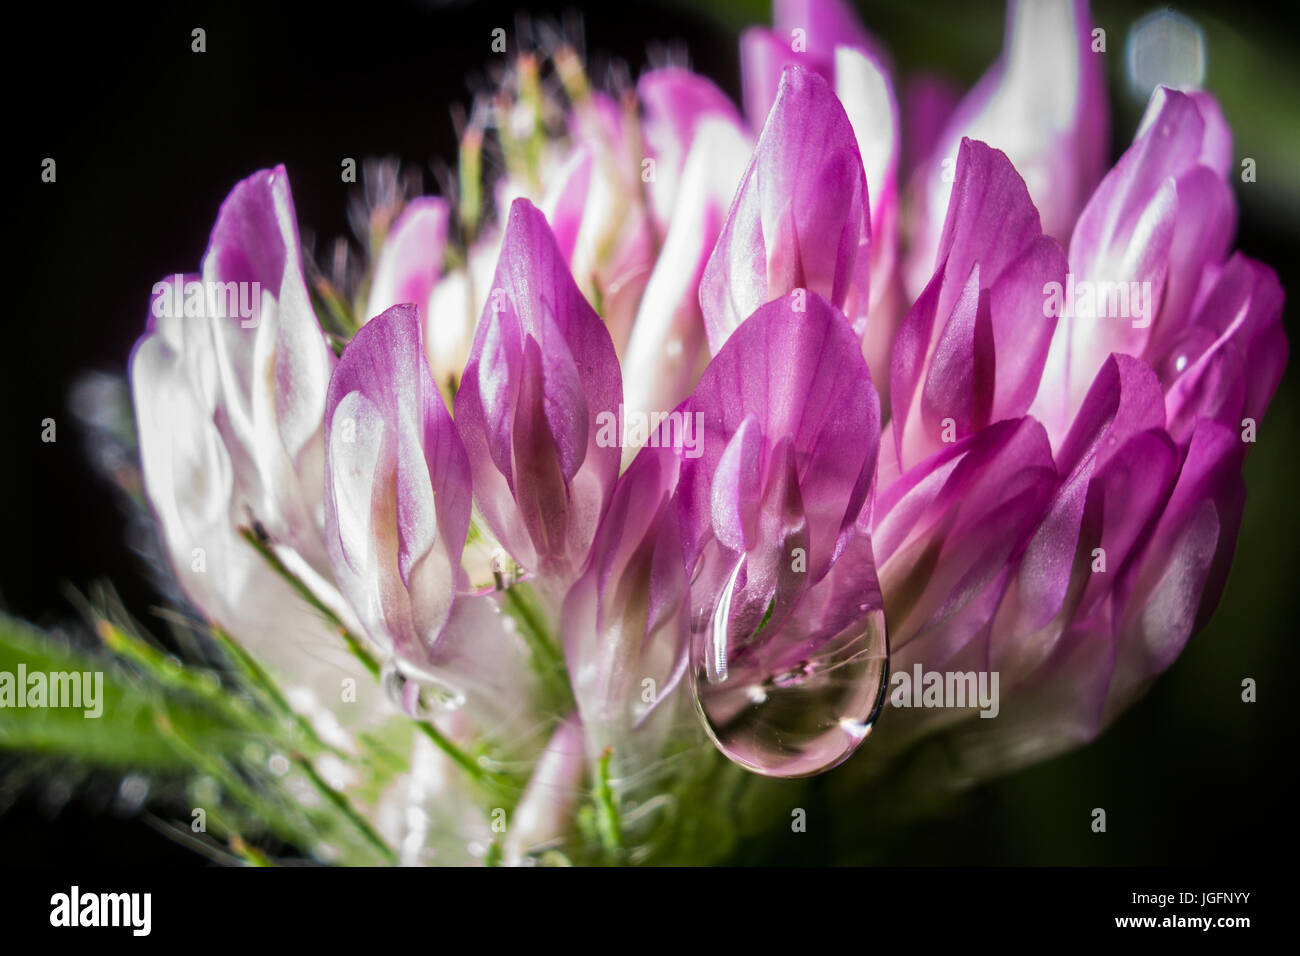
<box><xmin>1125</xmin><ymin>10</ymin><xmax>1205</xmax><ymax>101</ymax></box>
<box><xmin>382</xmin><ymin>663</ymin><xmax>465</xmax><ymax>717</ymax></box>
<box><xmin>193</xmin><ymin>776</ymin><xmax>220</xmax><ymax>805</ymax></box>
<box><xmin>1159</xmin><ymin>327</ymin><xmax>1215</xmax><ymax>385</ymax></box>
<box><xmin>114</xmin><ymin>774</ymin><xmax>150</xmax><ymax>815</ymax></box>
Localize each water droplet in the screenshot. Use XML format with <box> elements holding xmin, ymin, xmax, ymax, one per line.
<box><xmin>688</xmin><ymin>547</ymin><xmax>889</xmax><ymax>778</ymax></box>
<box><xmin>1159</xmin><ymin>327</ymin><xmax>1214</xmax><ymax>385</ymax></box>
<box><xmin>382</xmin><ymin>662</ymin><xmax>465</xmax><ymax>716</ymax></box>
<box><xmin>114</xmin><ymin>774</ymin><xmax>150</xmax><ymax>815</ymax></box>
<box><xmin>1125</xmin><ymin>10</ymin><xmax>1205</xmax><ymax>102</ymax></box>
<box><xmin>193</xmin><ymin>776</ymin><xmax>220</xmax><ymax>805</ymax></box>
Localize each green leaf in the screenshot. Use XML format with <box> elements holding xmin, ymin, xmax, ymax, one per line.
<box><xmin>0</xmin><ymin>615</ymin><xmax>243</xmax><ymax>770</ymax></box>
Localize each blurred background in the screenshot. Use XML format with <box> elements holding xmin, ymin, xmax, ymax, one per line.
<box><xmin>4</xmin><ymin>0</ymin><xmax>1296</xmax><ymax>864</ymax></box>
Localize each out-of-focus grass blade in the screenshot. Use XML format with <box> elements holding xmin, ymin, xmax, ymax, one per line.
<box><xmin>0</xmin><ymin>615</ymin><xmax>242</xmax><ymax>770</ymax></box>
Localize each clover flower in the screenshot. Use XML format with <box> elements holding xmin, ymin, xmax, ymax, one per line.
<box><xmin>124</xmin><ymin>0</ymin><xmax>1284</xmax><ymax>864</ymax></box>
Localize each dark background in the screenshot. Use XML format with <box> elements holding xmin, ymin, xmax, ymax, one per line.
<box><xmin>4</xmin><ymin>0</ymin><xmax>1298</xmax><ymax>865</ymax></box>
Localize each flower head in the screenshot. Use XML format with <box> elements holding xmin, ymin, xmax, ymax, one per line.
<box><xmin>125</xmin><ymin>0</ymin><xmax>1286</xmax><ymax>864</ymax></box>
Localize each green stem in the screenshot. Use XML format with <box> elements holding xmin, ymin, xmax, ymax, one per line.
<box><xmin>595</xmin><ymin>747</ymin><xmax>624</xmax><ymax>862</ymax></box>
<box><xmin>338</xmin><ymin>627</ymin><xmax>381</xmax><ymax>679</ymax></box>
<box><xmin>97</xmin><ymin>620</ymin><xmax>323</xmax><ymax>760</ymax></box>
<box><xmin>415</xmin><ymin>720</ymin><xmax>515</xmax><ymax>805</ymax></box>
<box><xmin>239</xmin><ymin>529</ymin><xmax>352</xmax><ymax>634</ymax></box>
<box><xmin>99</xmin><ymin>621</ymin><xmax>247</xmax><ymax>721</ymax></box>
<box><xmin>293</xmin><ymin>753</ymin><xmax>397</xmax><ymax>865</ymax></box>
<box><xmin>228</xmin><ymin>835</ymin><xmax>275</xmax><ymax>867</ymax></box>
<box><xmin>153</xmin><ymin>711</ymin><xmax>309</xmax><ymax>851</ymax></box>
<box><xmin>240</xmin><ymin>527</ymin><xmax>524</xmax><ymax>810</ymax></box>
<box><xmin>208</xmin><ymin>626</ymin><xmax>352</xmax><ymax>763</ymax></box>
<box><xmin>499</xmin><ymin>584</ymin><xmax>572</xmax><ymax>709</ymax></box>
